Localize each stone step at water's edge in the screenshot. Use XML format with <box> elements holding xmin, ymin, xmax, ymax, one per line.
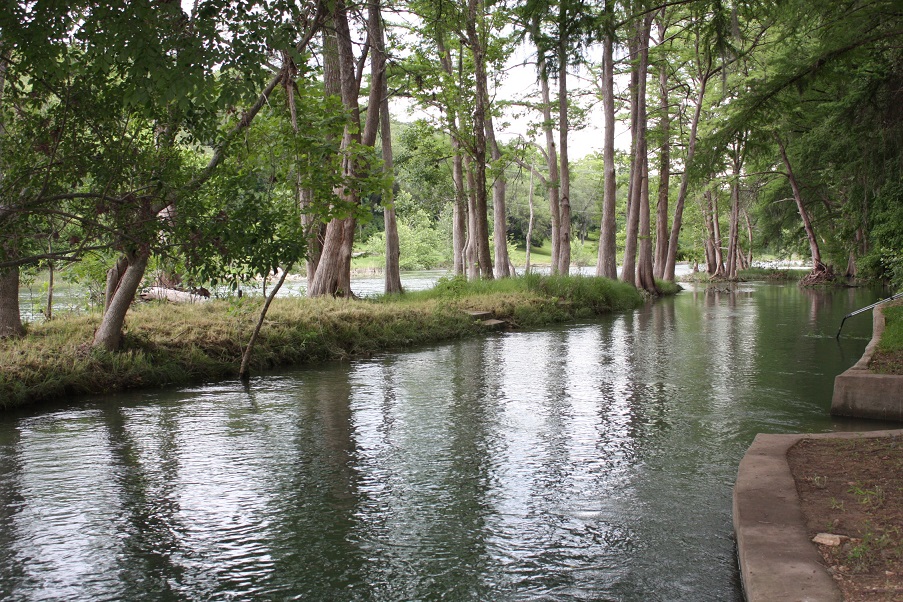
<box><xmin>481</xmin><ymin>319</ymin><xmax>507</xmax><ymax>331</ymax></box>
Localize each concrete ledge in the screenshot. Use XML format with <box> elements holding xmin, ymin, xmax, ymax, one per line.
<box><xmin>734</xmin><ymin>429</ymin><xmax>903</xmax><ymax>602</ymax></box>
<box><xmin>831</xmin><ymin>305</ymin><xmax>903</xmax><ymax>421</ymax></box>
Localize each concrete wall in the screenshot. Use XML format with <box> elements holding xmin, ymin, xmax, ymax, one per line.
<box><xmin>831</xmin><ymin>305</ymin><xmax>903</xmax><ymax>422</ymax></box>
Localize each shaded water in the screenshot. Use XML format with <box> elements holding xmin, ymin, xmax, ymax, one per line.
<box><xmin>0</xmin><ymin>283</ymin><xmax>892</xmax><ymax>601</ymax></box>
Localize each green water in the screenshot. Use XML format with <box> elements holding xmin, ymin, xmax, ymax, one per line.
<box><xmin>0</xmin><ymin>283</ymin><xmax>893</xmax><ymax>601</ymax></box>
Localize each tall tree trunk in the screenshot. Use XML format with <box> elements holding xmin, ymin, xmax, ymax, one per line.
<box><xmin>526</xmin><ymin>164</ymin><xmax>535</xmax><ymax>274</ymax></box>
<box><xmin>93</xmin><ymin>249</ymin><xmax>150</xmax><ymax>351</ymax></box>
<box><xmin>45</xmin><ymin>261</ymin><xmax>54</xmax><ymax>321</ymax></box>
<box><xmin>0</xmin><ymin>48</ymin><xmax>22</xmax><ymax>338</ymax></box>
<box><xmin>537</xmin><ymin>51</ymin><xmax>561</xmax><ymax>273</ymax></box>
<box><xmin>702</xmin><ymin>190</ymin><xmax>717</xmax><ymax>274</ymax></box>
<box><xmin>744</xmin><ymin>208</ymin><xmax>754</xmax><ymax>268</ymax></box>
<box><xmin>653</xmin><ymin>33</ymin><xmax>671</xmax><ymax>279</ymax></box>
<box><xmin>486</xmin><ymin>116</ymin><xmax>511</xmax><ymax>278</ymax></box>
<box><xmin>361</xmin><ymin>0</ymin><xmax>401</xmax><ymax>294</ymax></box>
<box><xmin>466</xmin><ymin>0</ymin><xmax>493</xmax><ymax>279</ymax></box>
<box><xmin>776</xmin><ymin>135</ymin><xmax>822</xmax><ymax>272</ymax></box>
<box><xmin>380</xmin><ymin>85</ymin><xmax>401</xmax><ymax>294</ymax></box>
<box><xmin>436</xmin><ymin>41</ymin><xmax>466</xmax><ymax>277</ymax></box>
<box><xmin>638</xmin><ymin>157</ymin><xmax>658</xmax><ymax>292</ymax></box>
<box><xmin>634</xmin><ymin>16</ymin><xmax>657</xmax><ymax>294</ymax></box>
<box><xmin>726</xmin><ymin>144</ymin><xmax>742</xmax><ymax>279</ymax></box>
<box><xmin>309</xmin><ymin>0</ymin><xmax>363</xmax><ymax>297</ymax></box>
<box><xmin>0</xmin><ymin>265</ymin><xmax>23</xmax><ymax>338</ymax></box>
<box><xmin>557</xmin><ymin>35</ymin><xmax>571</xmax><ymax>275</ymax></box>
<box><xmin>451</xmin><ymin>134</ymin><xmax>467</xmax><ymax>276</ymax></box>
<box><xmin>664</xmin><ymin>72</ymin><xmax>709</xmax><ymax>281</ymax></box>
<box><xmin>845</xmin><ymin>228</ymin><xmax>862</xmax><ymax>280</ymax></box>
<box><xmin>711</xmin><ymin>189</ymin><xmax>725</xmax><ymax>276</ymax></box>
<box><xmin>308</xmin><ymin>18</ymin><xmax>343</xmax><ymax>289</ymax></box>
<box><xmin>464</xmin><ymin>156</ymin><xmax>479</xmax><ymax>279</ymax></box>
<box><xmin>596</xmin><ymin>34</ymin><xmax>618</xmax><ymax>279</ymax></box>
<box><xmin>622</xmin><ymin>19</ymin><xmax>650</xmax><ymax>288</ymax></box>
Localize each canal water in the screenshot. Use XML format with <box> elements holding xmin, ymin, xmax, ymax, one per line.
<box><xmin>0</xmin><ymin>283</ymin><xmax>892</xmax><ymax>601</ymax></box>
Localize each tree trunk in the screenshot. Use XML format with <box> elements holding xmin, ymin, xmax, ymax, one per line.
<box><xmin>486</xmin><ymin>116</ymin><xmax>511</xmax><ymax>278</ymax></box>
<box><xmin>336</xmin><ymin>217</ymin><xmax>355</xmax><ymax>295</ymax></box>
<box><xmin>0</xmin><ymin>51</ymin><xmax>21</xmax><ymax>338</ymax></box>
<box><xmin>537</xmin><ymin>51</ymin><xmax>561</xmax><ymax>273</ymax></box>
<box><xmin>557</xmin><ymin>35</ymin><xmax>571</xmax><ymax>275</ymax></box>
<box><xmin>466</xmin><ymin>0</ymin><xmax>493</xmax><ymax>279</ymax></box>
<box><xmin>845</xmin><ymin>228</ymin><xmax>862</xmax><ymax>280</ymax></box>
<box><xmin>726</xmin><ymin>145</ymin><xmax>742</xmax><ymax>279</ymax></box>
<box><xmin>452</xmin><ymin>135</ymin><xmax>467</xmax><ymax>276</ymax></box>
<box><xmin>0</xmin><ymin>266</ymin><xmax>23</xmax><ymax>338</ymax></box>
<box><xmin>380</xmin><ymin>82</ymin><xmax>402</xmax><ymax>294</ymax></box>
<box><xmin>308</xmin><ymin>17</ymin><xmax>343</xmax><ymax>289</ymax></box>
<box><xmin>596</xmin><ymin>34</ymin><xmax>618</xmax><ymax>279</ymax></box>
<box><xmin>93</xmin><ymin>249</ymin><xmax>150</xmax><ymax>351</ymax></box>
<box><xmin>239</xmin><ymin>263</ymin><xmax>292</xmax><ymax>380</ymax></box>
<box><xmin>526</xmin><ymin>164</ymin><xmax>535</xmax><ymax>274</ymax></box>
<box><xmin>703</xmin><ymin>191</ymin><xmax>717</xmax><ymax>274</ymax></box>
<box><xmin>744</xmin><ymin>208</ymin><xmax>754</xmax><ymax>268</ymax></box>
<box><xmin>437</xmin><ymin>41</ymin><xmax>466</xmax><ymax>278</ymax></box>
<box><xmin>711</xmin><ymin>189</ymin><xmax>725</xmax><ymax>276</ymax></box>
<box><xmin>634</xmin><ymin>16</ymin><xmax>657</xmax><ymax>294</ymax></box>
<box><xmin>309</xmin><ymin>0</ymin><xmax>363</xmax><ymax>297</ymax></box>
<box><xmin>622</xmin><ymin>19</ymin><xmax>650</xmax><ymax>288</ymax></box>
<box><xmin>776</xmin><ymin>135</ymin><xmax>822</xmax><ymax>272</ymax></box>
<box><xmin>309</xmin><ymin>217</ymin><xmax>355</xmax><ymax>297</ymax></box>
<box><xmin>638</xmin><ymin>157</ymin><xmax>658</xmax><ymax>292</ymax></box>
<box><xmin>46</xmin><ymin>262</ymin><xmax>54</xmax><ymax>321</ymax></box>
<box><xmin>664</xmin><ymin>73</ymin><xmax>709</xmax><ymax>281</ymax></box>
<box><xmin>371</xmin><ymin>3</ymin><xmax>402</xmax><ymax>295</ymax></box>
<box><xmin>361</xmin><ymin>0</ymin><xmax>385</xmax><ymax>149</ymax></box>
<box><xmin>464</xmin><ymin>155</ymin><xmax>479</xmax><ymax>279</ymax></box>
<box><xmin>653</xmin><ymin>40</ymin><xmax>671</xmax><ymax>280</ymax></box>
<box><xmin>105</xmin><ymin>256</ymin><xmax>130</xmax><ymax>312</ymax></box>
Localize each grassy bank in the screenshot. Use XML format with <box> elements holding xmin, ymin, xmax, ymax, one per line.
<box><xmin>681</xmin><ymin>267</ymin><xmax>810</xmax><ymax>283</ymax></box>
<box><xmin>1</xmin><ymin>274</ymin><xmax>648</xmax><ymax>408</ymax></box>
<box><xmin>871</xmin><ymin>303</ymin><xmax>903</xmax><ymax>374</ymax></box>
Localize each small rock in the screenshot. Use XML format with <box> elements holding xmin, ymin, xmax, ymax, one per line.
<box><xmin>813</xmin><ymin>533</ymin><xmax>848</xmax><ymax>546</ymax></box>
<box><xmin>886</xmin><ymin>571</ymin><xmax>896</xmax><ymax>577</ymax></box>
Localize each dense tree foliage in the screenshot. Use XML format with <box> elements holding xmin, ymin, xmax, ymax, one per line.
<box><xmin>1</xmin><ymin>0</ymin><xmax>901</xmax><ymax>346</ymax></box>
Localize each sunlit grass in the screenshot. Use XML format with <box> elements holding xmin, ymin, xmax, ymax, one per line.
<box><xmin>879</xmin><ymin>305</ymin><xmax>903</xmax><ymax>353</ymax></box>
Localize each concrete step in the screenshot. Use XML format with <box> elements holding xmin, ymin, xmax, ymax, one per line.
<box><xmin>481</xmin><ymin>319</ymin><xmax>507</xmax><ymax>330</ymax></box>
<box><xmin>465</xmin><ymin>310</ymin><xmax>494</xmax><ymax>320</ymax></box>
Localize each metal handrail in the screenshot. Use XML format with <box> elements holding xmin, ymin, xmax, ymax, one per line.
<box><xmin>836</xmin><ymin>291</ymin><xmax>903</xmax><ymax>339</ymax></box>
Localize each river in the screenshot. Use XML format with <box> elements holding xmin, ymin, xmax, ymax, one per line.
<box><xmin>0</xmin><ymin>283</ymin><xmax>893</xmax><ymax>601</ymax></box>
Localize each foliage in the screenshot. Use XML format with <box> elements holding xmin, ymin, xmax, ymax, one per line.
<box><xmin>360</xmin><ymin>191</ymin><xmax>451</xmax><ymax>270</ymax></box>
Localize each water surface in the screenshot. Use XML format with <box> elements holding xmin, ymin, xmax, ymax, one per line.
<box><xmin>0</xmin><ymin>283</ymin><xmax>890</xmax><ymax>601</ymax></box>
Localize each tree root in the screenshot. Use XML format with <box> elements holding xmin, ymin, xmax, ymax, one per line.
<box><xmin>800</xmin><ymin>262</ymin><xmax>837</xmax><ymax>286</ymax></box>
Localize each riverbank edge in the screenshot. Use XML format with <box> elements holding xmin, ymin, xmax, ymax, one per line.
<box><xmin>733</xmin><ymin>429</ymin><xmax>903</xmax><ymax>602</ymax></box>
<box><xmin>832</xmin><ymin>304</ymin><xmax>903</xmax><ymax>421</ymax></box>
<box><xmin>2</xmin><ymin>276</ymin><xmax>664</xmax><ymax>409</ymax></box>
